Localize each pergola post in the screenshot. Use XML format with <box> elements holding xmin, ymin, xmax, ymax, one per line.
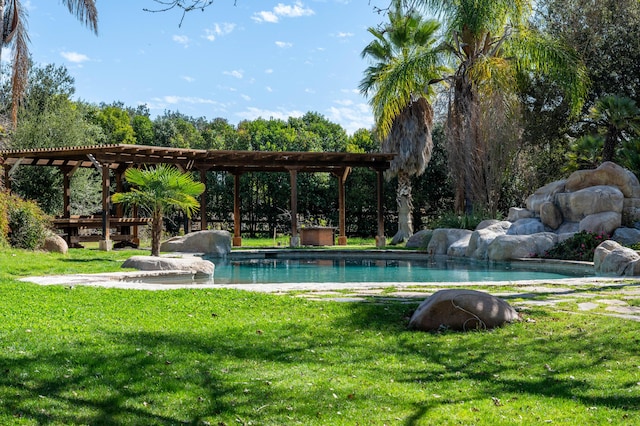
<box><xmin>199</xmin><ymin>168</ymin><xmax>208</xmax><ymax>231</ymax></box>
<box><xmin>336</xmin><ymin>167</ymin><xmax>351</xmax><ymax>245</ymax></box>
<box><xmin>99</xmin><ymin>164</ymin><xmax>112</xmax><ymax>251</ymax></box>
<box><xmin>289</xmin><ymin>168</ymin><xmax>300</xmax><ymax>247</ymax></box>
<box><xmin>376</xmin><ymin>169</ymin><xmax>386</xmax><ymax>247</ymax></box>
<box><xmin>233</xmin><ymin>173</ymin><xmax>242</xmax><ymax>247</ymax></box>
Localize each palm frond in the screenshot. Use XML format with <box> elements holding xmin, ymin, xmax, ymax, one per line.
<box><xmin>61</xmin><ymin>0</ymin><xmax>99</xmax><ymax>34</ymax></box>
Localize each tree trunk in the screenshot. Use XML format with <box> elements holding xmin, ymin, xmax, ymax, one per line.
<box><xmin>390</xmin><ymin>171</ymin><xmax>413</xmax><ymax>245</ymax></box>
<box><xmin>151</xmin><ymin>210</ymin><xmax>163</xmax><ymax>256</ymax></box>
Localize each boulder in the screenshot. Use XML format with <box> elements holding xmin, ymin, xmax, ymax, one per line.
<box><xmin>622</xmin><ymin>198</ymin><xmax>640</xmax><ymax>227</ymax></box>
<box><xmin>593</xmin><ymin>240</ymin><xmax>640</xmax><ymax>276</ymax></box>
<box><xmin>121</xmin><ymin>255</ymin><xmax>215</xmax><ymax>279</ymax></box>
<box><xmin>466</xmin><ymin>221</ymin><xmax>511</xmax><ymax>259</ymax></box>
<box><xmin>405</xmin><ymin>229</ymin><xmax>433</xmax><ymax>249</ymax></box>
<box><xmin>507</xmin><ymin>207</ymin><xmax>533</xmax><ymax>222</ymax></box>
<box><xmin>612</xmin><ymin>227</ymin><xmax>640</xmax><ymax>246</ymax></box>
<box><xmin>565</xmin><ymin>161</ymin><xmax>640</xmax><ymax>198</ymax></box>
<box><xmin>555</xmin><ymin>185</ymin><xmax>623</xmax><ymax>222</ymax></box>
<box><xmin>426</xmin><ymin>228</ymin><xmax>473</xmax><ymax>255</ymax></box>
<box><xmin>160</xmin><ymin>230</ymin><xmax>231</xmax><ymax>256</ymax></box>
<box><xmin>447</xmin><ymin>236</ymin><xmax>471</xmax><ymax>257</ymax></box>
<box><xmin>540</xmin><ymin>201</ymin><xmax>563</xmax><ymax>230</ymax></box>
<box><xmin>43</xmin><ymin>234</ymin><xmax>68</xmax><ymax>254</ymax></box>
<box><xmin>578</xmin><ymin>211</ymin><xmax>621</xmax><ymax>236</ymax></box>
<box><xmin>506</xmin><ymin>218</ymin><xmax>546</xmax><ymax>235</ymax></box>
<box><xmin>487</xmin><ymin>233</ymin><xmax>558</xmax><ymax>261</ymax></box>
<box><xmin>525</xmin><ymin>179</ymin><xmax>566</xmax><ymax>214</ymax></box>
<box><xmin>408</xmin><ymin>289</ymin><xmax>519</xmax><ymax>332</ymax></box>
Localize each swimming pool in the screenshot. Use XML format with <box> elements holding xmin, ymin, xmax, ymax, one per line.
<box><xmin>209</xmin><ymin>251</ymin><xmax>595</xmax><ymax>285</ymax></box>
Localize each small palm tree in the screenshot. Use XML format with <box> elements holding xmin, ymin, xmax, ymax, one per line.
<box><xmin>111</xmin><ymin>164</ymin><xmax>205</xmax><ymax>256</ymax></box>
<box><xmin>590</xmin><ymin>95</ymin><xmax>640</xmax><ymax>163</ymax></box>
<box><xmin>360</xmin><ymin>0</ymin><xmax>444</xmax><ymax>244</ymax></box>
<box><xmin>0</xmin><ymin>0</ymin><xmax>98</xmax><ymax>125</ymax></box>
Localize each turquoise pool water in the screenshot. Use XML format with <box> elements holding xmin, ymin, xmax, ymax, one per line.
<box><xmin>210</xmin><ymin>257</ymin><xmax>594</xmax><ymax>285</ymax></box>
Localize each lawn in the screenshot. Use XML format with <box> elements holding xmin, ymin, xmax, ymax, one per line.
<box><xmin>1</xmin><ymin>248</ymin><xmax>640</xmax><ymax>425</ymax></box>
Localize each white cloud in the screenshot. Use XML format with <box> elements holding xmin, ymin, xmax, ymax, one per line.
<box><xmin>241</xmin><ymin>94</ymin><xmax>251</xmax><ymax>101</ymax></box>
<box><xmin>252</xmin><ymin>1</ymin><xmax>314</xmax><ymax>23</ymax></box>
<box><xmin>204</xmin><ymin>22</ymin><xmax>236</xmax><ymax>41</ymax></box>
<box><xmin>275</xmin><ymin>41</ymin><xmax>293</xmax><ymax>48</ymax></box>
<box><xmin>326</xmin><ymin>102</ymin><xmax>373</xmax><ymax>135</ymax></box>
<box><xmin>181</xmin><ymin>75</ymin><xmax>195</xmax><ymax>83</ymax></box>
<box><xmin>60</xmin><ymin>51</ymin><xmax>90</xmax><ymax>63</ymax></box>
<box><xmin>173</xmin><ymin>35</ymin><xmax>190</xmax><ymax>47</ymax></box>
<box><xmin>223</xmin><ymin>70</ymin><xmax>244</xmax><ymax>79</ymax></box>
<box><xmin>265</xmin><ymin>86</ymin><xmax>273</xmax><ymax>92</ymax></box>
<box><xmin>304</xmin><ymin>88</ymin><xmax>316</xmax><ymax>94</ymax></box>
<box><xmin>335</xmin><ymin>32</ymin><xmax>354</xmax><ymax>38</ymax></box>
<box><xmin>236</xmin><ymin>106</ymin><xmax>304</xmax><ymax>121</ymax></box>
<box><xmin>265</xmin><ymin>68</ymin><xmax>274</xmax><ymax>74</ymax></box>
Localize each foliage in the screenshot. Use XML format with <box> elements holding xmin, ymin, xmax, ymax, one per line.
<box><xmin>429</xmin><ymin>209</ymin><xmax>499</xmax><ymax>231</ymax></box>
<box><xmin>93</xmin><ymin>104</ymin><xmax>136</xmax><ymax>144</ymax></box>
<box><xmin>538</xmin><ymin>230</ymin><xmax>608</xmax><ymax>261</ymax></box>
<box><xmin>0</xmin><ymin>191</ymin><xmax>50</xmax><ymax>249</ymax></box>
<box><xmin>111</xmin><ymin>164</ymin><xmax>205</xmax><ymax>256</ymax></box>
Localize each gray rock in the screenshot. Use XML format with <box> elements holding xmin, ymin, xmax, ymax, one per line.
<box><xmin>507</xmin><ymin>207</ymin><xmax>533</xmax><ymax>222</ymax></box>
<box><xmin>565</xmin><ymin>161</ymin><xmax>640</xmax><ymax>198</ymax></box>
<box><xmin>526</xmin><ymin>179</ymin><xmax>566</xmax><ymax>214</ymax></box>
<box><xmin>122</xmin><ymin>255</ymin><xmax>215</xmax><ymax>279</ymax></box>
<box><xmin>447</xmin><ymin>235</ymin><xmax>471</xmax><ymax>257</ymax></box>
<box><xmin>408</xmin><ymin>289</ymin><xmax>519</xmax><ymax>332</ymax></box>
<box><xmin>43</xmin><ymin>234</ymin><xmax>68</xmax><ymax>254</ymax></box>
<box><xmin>426</xmin><ymin>228</ymin><xmax>473</xmax><ymax>255</ymax></box>
<box><xmin>594</xmin><ymin>240</ymin><xmax>640</xmax><ymax>276</ymax></box>
<box><xmin>555</xmin><ymin>185</ymin><xmax>623</xmax><ymax>222</ymax></box>
<box><xmin>160</xmin><ymin>230</ymin><xmax>231</xmax><ymax>256</ymax></box>
<box><xmin>487</xmin><ymin>233</ymin><xmax>558</xmax><ymax>261</ymax></box>
<box><xmin>466</xmin><ymin>221</ymin><xmax>512</xmax><ymax>259</ymax></box>
<box><xmin>540</xmin><ymin>201</ymin><xmax>563</xmax><ymax>230</ymax></box>
<box><xmin>579</xmin><ymin>211</ymin><xmax>621</xmax><ymax>236</ymax></box>
<box><xmin>612</xmin><ymin>227</ymin><xmax>640</xmax><ymax>246</ymax></box>
<box><xmin>506</xmin><ymin>218</ymin><xmax>546</xmax><ymax>235</ymax></box>
<box><xmin>405</xmin><ymin>229</ymin><xmax>433</xmax><ymax>249</ymax></box>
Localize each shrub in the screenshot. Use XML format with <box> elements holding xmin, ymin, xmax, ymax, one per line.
<box><xmin>430</xmin><ymin>209</ymin><xmax>502</xmax><ymax>231</ymax></box>
<box><xmin>1</xmin><ymin>192</ymin><xmax>51</xmax><ymax>250</ymax></box>
<box><xmin>539</xmin><ymin>230</ymin><xmax>608</xmax><ymax>261</ymax></box>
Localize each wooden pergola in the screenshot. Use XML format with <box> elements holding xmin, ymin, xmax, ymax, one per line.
<box><xmin>0</xmin><ymin>144</ymin><xmax>394</xmax><ymax>248</ymax></box>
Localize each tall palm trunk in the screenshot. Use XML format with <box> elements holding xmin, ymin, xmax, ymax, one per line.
<box><xmin>151</xmin><ymin>209</ymin><xmax>163</xmax><ymax>256</ymax></box>
<box><xmin>391</xmin><ymin>171</ymin><xmax>413</xmax><ymax>245</ymax></box>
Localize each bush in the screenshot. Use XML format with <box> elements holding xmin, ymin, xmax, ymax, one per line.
<box><xmin>539</xmin><ymin>230</ymin><xmax>608</xmax><ymax>261</ymax></box>
<box><xmin>0</xmin><ymin>191</ymin><xmax>51</xmax><ymax>250</ymax></box>
<box><xmin>429</xmin><ymin>210</ymin><xmax>502</xmax><ymax>231</ymax></box>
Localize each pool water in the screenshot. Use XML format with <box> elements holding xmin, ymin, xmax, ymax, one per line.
<box><xmin>209</xmin><ymin>257</ymin><xmax>593</xmax><ymax>285</ymax></box>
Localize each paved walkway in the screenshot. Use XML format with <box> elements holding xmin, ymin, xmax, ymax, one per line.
<box><xmin>22</xmin><ymin>272</ymin><xmax>640</xmax><ymax>322</ymax></box>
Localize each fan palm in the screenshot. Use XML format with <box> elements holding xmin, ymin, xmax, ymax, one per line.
<box><xmin>590</xmin><ymin>95</ymin><xmax>640</xmax><ymax>163</ymax></box>
<box><xmin>0</xmin><ymin>0</ymin><xmax>98</xmax><ymax>125</ymax></box>
<box><xmin>111</xmin><ymin>164</ymin><xmax>205</xmax><ymax>256</ymax></box>
<box><xmin>360</xmin><ymin>0</ymin><xmax>444</xmax><ymax>244</ymax></box>
<box><xmin>410</xmin><ymin>0</ymin><xmax>588</xmax><ymax>213</ymax></box>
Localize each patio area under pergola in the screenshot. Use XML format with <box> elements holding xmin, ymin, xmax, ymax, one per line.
<box><xmin>0</xmin><ymin>144</ymin><xmax>394</xmax><ymax>249</ymax></box>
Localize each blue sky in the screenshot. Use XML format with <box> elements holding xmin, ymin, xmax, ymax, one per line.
<box><xmin>21</xmin><ymin>1</ymin><xmax>392</xmax><ymax>134</ymax></box>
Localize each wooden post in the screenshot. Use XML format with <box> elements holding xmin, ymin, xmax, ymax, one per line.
<box><xmin>100</xmin><ymin>164</ymin><xmax>112</xmax><ymax>251</ymax></box>
<box><xmin>337</xmin><ymin>167</ymin><xmax>351</xmax><ymax>245</ymax></box>
<box><xmin>233</xmin><ymin>173</ymin><xmax>242</xmax><ymax>247</ymax></box>
<box><xmin>200</xmin><ymin>169</ymin><xmax>208</xmax><ymax>231</ymax></box>
<box><xmin>376</xmin><ymin>169</ymin><xmax>385</xmax><ymax>247</ymax></box>
<box><xmin>289</xmin><ymin>168</ymin><xmax>299</xmax><ymax>247</ymax></box>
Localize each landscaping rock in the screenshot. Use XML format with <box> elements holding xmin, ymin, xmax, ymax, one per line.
<box><xmin>507</xmin><ymin>207</ymin><xmax>533</xmax><ymax>222</ymax></box>
<box><xmin>593</xmin><ymin>240</ymin><xmax>640</xmax><ymax>276</ymax></box>
<box><xmin>405</xmin><ymin>229</ymin><xmax>433</xmax><ymax>249</ymax></box>
<box><xmin>121</xmin><ymin>255</ymin><xmax>215</xmax><ymax>279</ymax></box>
<box><xmin>555</xmin><ymin>185</ymin><xmax>624</xmax><ymax>222</ymax></box>
<box><xmin>43</xmin><ymin>234</ymin><xmax>68</xmax><ymax>254</ymax></box>
<box><xmin>426</xmin><ymin>229</ymin><xmax>473</xmax><ymax>255</ymax></box>
<box><xmin>408</xmin><ymin>289</ymin><xmax>519</xmax><ymax>332</ymax></box>
<box><xmin>526</xmin><ymin>179</ymin><xmax>566</xmax><ymax>214</ymax></box>
<box><xmin>579</xmin><ymin>211</ymin><xmax>621</xmax><ymax>236</ymax></box>
<box><xmin>540</xmin><ymin>201</ymin><xmax>563</xmax><ymax>230</ymax></box>
<box><xmin>487</xmin><ymin>233</ymin><xmax>557</xmax><ymax>261</ymax></box>
<box><xmin>466</xmin><ymin>221</ymin><xmax>511</xmax><ymax>259</ymax></box>
<box><xmin>612</xmin><ymin>227</ymin><xmax>640</xmax><ymax>246</ymax></box>
<box><xmin>160</xmin><ymin>230</ymin><xmax>231</xmax><ymax>256</ymax></box>
<box><xmin>565</xmin><ymin>161</ymin><xmax>640</xmax><ymax>198</ymax></box>
<box><xmin>506</xmin><ymin>218</ymin><xmax>545</xmax><ymax>235</ymax></box>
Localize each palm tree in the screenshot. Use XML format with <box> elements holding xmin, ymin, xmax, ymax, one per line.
<box><xmin>410</xmin><ymin>0</ymin><xmax>588</xmax><ymax>214</ymax></box>
<box><xmin>111</xmin><ymin>164</ymin><xmax>205</xmax><ymax>256</ymax></box>
<box><xmin>590</xmin><ymin>95</ymin><xmax>640</xmax><ymax>163</ymax></box>
<box><xmin>0</xmin><ymin>0</ymin><xmax>98</xmax><ymax>125</ymax></box>
<box><xmin>360</xmin><ymin>0</ymin><xmax>444</xmax><ymax>244</ymax></box>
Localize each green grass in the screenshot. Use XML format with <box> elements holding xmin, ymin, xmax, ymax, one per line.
<box><xmin>1</xmin><ymin>248</ymin><xmax>640</xmax><ymax>425</ymax></box>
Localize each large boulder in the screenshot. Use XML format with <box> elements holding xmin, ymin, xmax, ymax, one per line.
<box><xmin>487</xmin><ymin>233</ymin><xmax>558</xmax><ymax>261</ymax></box>
<box><xmin>507</xmin><ymin>207</ymin><xmax>533</xmax><ymax>222</ymax></box>
<box><xmin>426</xmin><ymin>229</ymin><xmax>473</xmax><ymax>255</ymax></box>
<box><xmin>160</xmin><ymin>230</ymin><xmax>231</xmax><ymax>256</ymax></box>
<box><xmin>555</xmin><ymin>185</ymin><xmax>624</xmax><ymax>222</ymax></box>
<box><xmin>540</xmin><ymin>201</ymin><xmax>563</xmax><ymax>230</ymax></box>
<box><xmin>526</xmin><ymin>179</ymin><xmax>566</xmax><ymax>214</ymax></box>
<box><xmin>466</xmin><ymin>221</ymin><xmax>511</xmax><ymax>259</ymax></box>
<box><xmin>405</xmin><ymin>229</ymin><xmax>433</xmax><ymax>249</ymax></box>
<box><xmin>593</xmin><ymin>240</ymin><xmax>640</xmax><ymax>276</ymax></box>
<box><xmin>565</xmin><ymin>161</ymin><xmax>640</xmax><ymax>198</ymax></box>
<box><xmin>612</xmin><ymin>227</ymin><xmax>640</xmax><ymax>246</ymax></box>
<box><xmin>408</xmin><ymin>289</ymin><xmax>519</xmax><ymax>332</ymax></box>
<box><xmin>506</xmin><ymin>218</ymin><xmax>546</xmax><ymax>235</ymax></box>
<box><xmin>121</xmin><ymin>255</ymin><xmax>215</xmax><ymax>279</ymax></box>
<box><xmin>43</xmin><ymin>234</ymin><xmax>68</xmax><ymax>254</ymax></box>
<box><xmin>579</xmin><ymin>211</ymin><xmax>621</xmax><ymax>236</ymax></box>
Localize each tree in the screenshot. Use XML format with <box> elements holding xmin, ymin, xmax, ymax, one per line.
<box><xmin>412</xmin><ymin>0</ymin><xmax>587</xmax><ymax>214</ymax></box>
<box><xmin>590</xmin><ymin>95</ymin><xmax>640</xmax><ymax>163</ymax></box>
<box><xmin>360</xmin><ymin>0</ymin><xmax>443</xmax><ymax>244</ymax></box>
<box><xmin>111</xmin><ymin>164</ymin><xmax>205</xmax><ymax>256</ymax></box>
<box><xmin>0</xmin><ymin>0</ymin><xmax>98</xmax><ymax>125</ymax></box>
<box><xmin>93</xmin><ymin>104</ymin><xmax>136</xmax><ymax>145</ymax></box>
